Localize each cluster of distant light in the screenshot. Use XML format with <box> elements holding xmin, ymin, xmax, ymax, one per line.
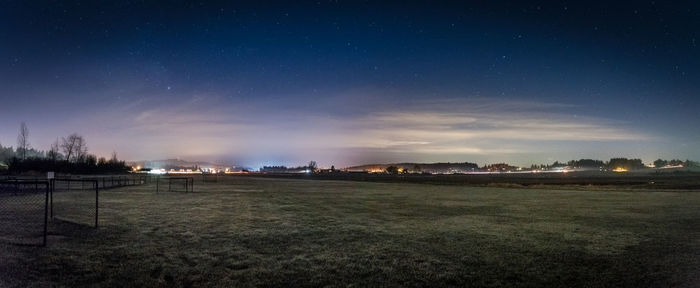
<box><xmin>134</xmin><ymin>163</ymin><xmax>688</xmax><ymax>175</ymax></box>
<box><xmin>333</xmin><ymin>162</ymin><xmax>691</xmax><ymax>175</ymax></box>
<box><xmin>144</xmin><ymin>167</ymin><xmax>251</xmax><ymax>175</ymax></box>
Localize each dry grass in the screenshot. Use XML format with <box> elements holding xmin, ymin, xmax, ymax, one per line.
<box><xmin>1</xmin><ymin>176</ymin><xmax>699</xmax><ymax>287</ymax></box>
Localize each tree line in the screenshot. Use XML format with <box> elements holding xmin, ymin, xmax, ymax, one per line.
<box><xmin>530</xmin><ymin>158</ymin><xmax>699</xmax><ymax>171</ymax></box>
<box><xmin>260</xmin><ymin>161</ymin><xmax>318</xmax><ymax>173</ymax></box>
<box><xmin>0</xmin><ymin>122</ymin><xmax>130</xmax><ymax>174</ymax></box>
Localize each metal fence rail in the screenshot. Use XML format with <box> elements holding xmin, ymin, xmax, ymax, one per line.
<box><xmin>0</xmin><ymin>180</ymin><xmax>49</xmax><ymax>246</ymax></box>
<box><xmin>50</xmin><ymin>179</ymin><xmax>98</xmax><ymax>228</ymax></box>
<box><xmin>156</xmin><ymin>177</ymin><xmax>194</xmax><ymax>193</ymax></box>
<box><xmin>94</xmin><ymin>175</ymin><xmax>152</xmax><ymax>189</ymax></box>
<box><xmin>59</xmin><ymin>175</ymin><xmax>152</xmax><ymax>190</ymax></box>
<box><xmin>0</xmin><ymin>174</ymin><xmax>153</xmax><ymax>247</ymax></box>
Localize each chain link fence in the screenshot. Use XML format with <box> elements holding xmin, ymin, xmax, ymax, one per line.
<box><xmin>0</xmin><ymin>180</ymin><xmax>49</xmax><ymax>246</ymax></box>
<box><xmin>51</xmin><ymin>179</ymin><xmax>98</xmax><ymax>228</ymax></box>
<box><xmin>59</xmin><ymin>175</ymin><xmax>153</xmax><ymax>190</ymax></box>
<box><xmin>156</xmin><ymin>177</ymin><xmax>194</xmax><ymax>193</ymax></box>
<box><xmin>94</xmin><ymin>175</ymin><xmax>152</xmax><ymax>189</ymax></box>
<box><xmin>0</xmin><ymin>174</ymin><xmax>155</xmax><ymax>247</ymax></box>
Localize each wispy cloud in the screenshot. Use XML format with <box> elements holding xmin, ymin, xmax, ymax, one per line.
<box><xmin>334</xmin><ymin>104</ymin><xmax>649</xmax><ymax>153</ymax></box>
<box><xmin>55</xmin><ymin>95</ymin><xmax>652</xmax><ymax>166</ymax></box>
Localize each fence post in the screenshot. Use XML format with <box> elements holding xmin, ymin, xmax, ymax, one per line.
<box><xmin>43</xmin><ymin>182</ymin><xmax>49</xmax><ymax>246</ymax></box>
<box><xmin>95</xmin><ymin>181</ymin><xmax>99</xmax><ymax>228</ymax></box>
<box><xmin>50</xmin><ymin>179</ymin><xmax>53</xmax><ymax>219</ymax></box>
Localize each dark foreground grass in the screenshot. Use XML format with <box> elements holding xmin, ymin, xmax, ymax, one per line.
<box><xmin>1</xmin><ymin>176</ymin><xmax>699</xmax><ymax>287</ymax></box>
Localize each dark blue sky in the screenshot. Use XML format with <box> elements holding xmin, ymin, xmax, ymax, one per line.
<box><xmin>1</xmin><ymin>1</ymin><xmax>699</xmax><ymax>167</ymax></box>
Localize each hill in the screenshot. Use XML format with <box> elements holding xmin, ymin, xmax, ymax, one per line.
<box><xmin>345</xmin><ymin>162</ymin><xmax>479</xmax><ymax>174</ymax></box>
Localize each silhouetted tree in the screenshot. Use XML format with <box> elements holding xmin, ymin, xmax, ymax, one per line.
<box><xmin>75</xmin><ymin>138</ymin><xmax>88</xmax><ymax>162</ymax></box>
<box><xmin>17</xmin><ymin>122</ymin><xmax>30</xmax><ymax>160</ymax></box>
<box><xmin>307</xmin><ymin>161</ymin><xmax>317</xmax><ymax>172</ymax></box>
<box><xmin>550</xmin><ymin>161</ymin><xmax>566</xmax><ymax>168</ymax></box>
<box><xmin>413</xmin><ymin>164</ymin><xmax>421</xmax><ymax>173</ymax></box>
<box><xmin>653</xmin><ymin>159</ymin><xmax>667</xmax><ymax>168</ymax></box>
<box><xmin>385</xmin><ymin>166</ymin><xmax>399</xmax><ymax>174</ymax></box>
<box><xmin>48</xmin><ymin>139</ymin><xmax>61</xmax><ymax>161</ymax></box>
<box><xmin>607</xmin><ymin>158</ymin><xmax>645</xmax><ymax>170</ymax></box>
<box><xmin>61</xmin><ymin>133</ymin><xmax>87</xmax><ymax>162</ymax></box>
<box><xmin>567</xmin><ymin>159</ymin><xmax>605</xmax><ymax>168</ymax></box>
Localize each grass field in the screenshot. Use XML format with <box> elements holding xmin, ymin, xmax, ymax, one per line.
<box><xmin>1</xmin><ymin>176</ymin><xmax>699</xmax><ymax>287</ymax></box>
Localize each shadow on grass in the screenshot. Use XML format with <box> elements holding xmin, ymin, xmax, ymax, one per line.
<box><xmin>48</xmin><ymin>218</ymin><xmax>99</xmax><ymax>237</ymax></box>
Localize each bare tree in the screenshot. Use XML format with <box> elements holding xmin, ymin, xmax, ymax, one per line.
<box><xmin>61</xmin><ymin>135</ymin><xmax>76</xmax><ymax>162</ymax></box>
<box><xmin>17</xmin><ymin>122</ymin><xmax>30</xmax><ymax>160</ymax></box>
<box><xmin>74</xmin><ymin>136</ymin><xmax>88</xmax><ymax>162</ymax></box>
<box><xmin>48</xmin><ymin>139</ymin><xmax>61</xmax><ymax>161</ymax></box>
<box><xmin>61</xmin><ymin>133</ymin><xmax>87</xmax><ymax>162</ymax></box>
<box><xmin>307</xmin><ymin>161</ymin><xmax>317</xmax><ymax>172</ymax></box>
<box><xmin>110</xmin><ymin>151</ymin><xmax>118</xmax><ymax>163</ymax></box>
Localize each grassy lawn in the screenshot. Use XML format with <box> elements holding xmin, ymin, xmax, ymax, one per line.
<box><xmin>1</xmin><ymin>176</ymin><xmax>699</xmax><ymax>287</ymax></box>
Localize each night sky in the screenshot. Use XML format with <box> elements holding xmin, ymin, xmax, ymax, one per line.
<box><xmin>1</xmin><ymin>1</ymin><xmax>699</xmax><ymax>168</ymax></box>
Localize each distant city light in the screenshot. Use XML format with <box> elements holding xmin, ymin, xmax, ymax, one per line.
<box><xmin>149</xmin><ymin>169</ymin><xmax>166</xmax><ymax>175</ymax></box>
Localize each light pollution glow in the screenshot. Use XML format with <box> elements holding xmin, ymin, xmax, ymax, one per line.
<box><xmin>0</xmin><ymin>95</ymin><xmax>669</xmax><ymax>168</ymax></box>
